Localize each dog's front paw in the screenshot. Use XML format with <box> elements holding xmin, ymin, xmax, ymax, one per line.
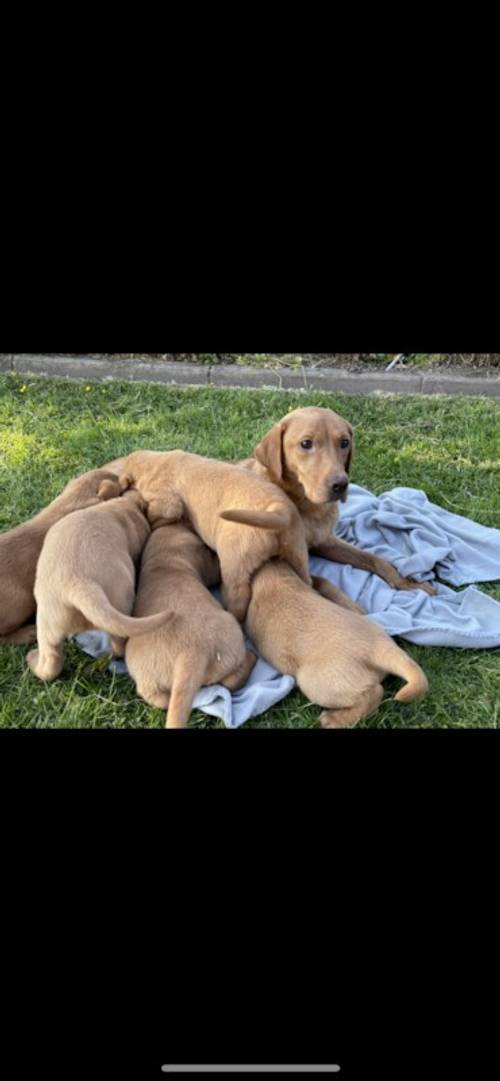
<box><xmin>399</xmin><ymin>577</ymin><xmax>436</xmax><ymax>596</ymax></box>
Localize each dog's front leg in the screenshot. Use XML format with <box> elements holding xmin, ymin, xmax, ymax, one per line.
<box><xmin>312</xmin><ymin>538</ymin><xmax>435</xmax><ymax>596</ymax></box>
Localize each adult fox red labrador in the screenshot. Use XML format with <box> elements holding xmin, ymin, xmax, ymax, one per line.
<box><xmin>239</xmin><ymin>406</ymin><xmax>435</xmax><ymax>595</ymax></box>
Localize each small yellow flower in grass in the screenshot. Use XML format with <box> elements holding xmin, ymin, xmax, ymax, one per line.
<box><xmin>288</xmin><ymin>405</ymin><xmax>293</xmax><ymax>412</ymax></box>
<box><xmin>85</xmin><ymin>385</ymin><xmax>91</xmax><ymax>392</ymax></box>
<box><xmin>19</xmin><ymin>384</ymin><xmax>28</xmax><ymax>393</ymax></box>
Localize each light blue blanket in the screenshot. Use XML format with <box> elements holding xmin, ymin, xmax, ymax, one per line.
<box><xmin>76</xmin><ymin>485</ymin><xmax>500</xmax><ymax>727</ymax></box>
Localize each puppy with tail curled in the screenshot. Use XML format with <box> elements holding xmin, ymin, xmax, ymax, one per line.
<box><xmin>126</xmin><ymin>522</ymin><xmax>257</xmax><ymax>728</ymax></box>
<box><xmin>246</xmin><ymin>560</ymin><xmax>429</xmax><ymax>728</ymax></box>
<box><xmin>27</xmin><ymin>484</ymin><xmax>172</xmax><ymax>682</ymax></box>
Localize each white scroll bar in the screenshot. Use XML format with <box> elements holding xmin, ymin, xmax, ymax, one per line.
<box><xmin>161</xmin><ymin>1068</ymin><xmax>341</xmax><ymax>1074</ymax></box>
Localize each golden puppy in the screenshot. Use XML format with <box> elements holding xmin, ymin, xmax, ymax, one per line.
<box><xmin>118</xmin><ymin>449</ymin><xmax>312</xmax><ymax>622</ymax></box>
<box><xmin>240</xmin><ymin>406</ymin><xmax>435</xmax><ymax>596</ymax></box>
<box><xmin>0</xmin><ymin>468</ymin><xmax>124</xmax><ymax>646</ymax></box>
<box><xmin>26</xmin><ymin>488</ymin><xmax>170</xmax><ymax>682</ymax></box>
<box><xmin>126</xmin><ymin>522</ymin><xmax>257</xmax><ymax>728</ymax></box>
<box><xmin>246</xmin><ymin>560</ymin><xmax>429</xmax><ymax>728</ymax></box>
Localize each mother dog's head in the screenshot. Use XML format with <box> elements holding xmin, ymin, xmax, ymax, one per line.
<box><xmin>253</xmin><ymin>406</ymin><xmax>353</xmax><ymax>505</ymax></box>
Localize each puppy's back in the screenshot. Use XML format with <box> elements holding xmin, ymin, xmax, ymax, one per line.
<box><xmin>35</xmin><ymin>491</ymin><xmax>148</xmax><ymax>593</ymax></box>
<box><xmin>247</xmin><ymin>561</ymin><xmax>428</xmax><ymax>704</ymax></box>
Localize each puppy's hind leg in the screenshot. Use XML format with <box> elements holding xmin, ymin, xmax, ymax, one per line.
<box><xmin>221</xmin><ymin>575</ymin><xmax>252</xmax><ymax>624</ymax></box>
<box><xmin>27</xmin><ymin>614</ymin><xmax>64</xmax><ymax>682</ymax></box>
<box><xmin>138</xmin><ymin>686</ymin><xmax>171</xmax><ymax>711</ymax></box>
<box><xmin>281</xmin><ymin>531</ymin><xmax>312</xmax><ymax>587</ymax></box>
<box><xmin>0</xmin><ymin>624</ymin><xmax>37</xmax><ymax>646</ymax></box>
<box><xmin>320</xmin><ymin>683</ymin><xmax>384</xmax><ymax>729</ymax></box>
<box><xmin>221</xmin><ymin>649</ymin><xmax>257</xmax><ymax>691</ymax></box>
<box><xmin>111</xmin><ymin>635</ymin><xmax>126</xmax><ymax>659</ymax></box>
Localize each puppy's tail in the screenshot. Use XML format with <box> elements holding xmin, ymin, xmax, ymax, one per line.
<box><xmin>380</xmin><ymin>642</ymin><xmax>429</xmax><ymax>703</ymax></box>
<box><xmin>165</xmin><ymin>654</ymin><xmax>208</xmax><ymax>729</ymax></box>
<box><xmin>220</xmin><ymin>502</ymin><xmax>292</xmax><ymax>531</ymax></box>
<box><xmin>71</xmin><ymin>582</ymin><xmax>173</xmax><ymax>640</ymax></box>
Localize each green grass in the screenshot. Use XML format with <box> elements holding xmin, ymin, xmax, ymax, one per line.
<box><xmin>1</xmin><ymin>372</ymin><xmax>499</xmax><ymax>729</ymax></box>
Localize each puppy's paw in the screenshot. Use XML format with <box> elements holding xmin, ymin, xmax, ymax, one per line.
<box><xmin>26</xmin><ymin>648</ymin><xmax>62</xmax><ymax>681</ymax></box>
<box><xmin>319</xmin><ymin>709</ymin><xmax>359</xmax><ymax>729</ymax></box>
<box><xmin>26</xmin><ymin>649</ymin><xmax>40</xmax><ymax>673</ymax></box>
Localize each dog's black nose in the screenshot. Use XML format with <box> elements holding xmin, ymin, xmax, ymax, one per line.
<box><xmin>330</xmin><ymin>477</ymin><xmax>348</xmax><ymax>498</ymax></box>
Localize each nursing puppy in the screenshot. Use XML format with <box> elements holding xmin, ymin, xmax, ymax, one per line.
<box><xmin>118</xmin><ymin>449</ymin><xmax>312</xmax><ymax>622</ymax></box>
<box><xmin>246</xmin><ymin>560</ymin><xmax>429</xmax><ymax>728</ymax></box>
<box><xmin>26</xmin><ymin>488</ymin><xmax>170</xmax><ymax>682</ymax></box>
<box><xmin>0</xmin><ymin>468</ymin><xmax>124</xmax><ymax>646</ymax></box>
<box><xmin>126</xmin><ymin>522</ymin><xmax>257</xmax><ymax>728</ymax></box>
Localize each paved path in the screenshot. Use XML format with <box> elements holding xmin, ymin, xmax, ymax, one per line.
<box><xmin>1</xmin><ymin>354</ymin><xmax>499</xmax><ymax>397</ymax></box>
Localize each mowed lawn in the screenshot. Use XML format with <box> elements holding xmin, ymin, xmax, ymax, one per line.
<box><xmin>0</xmin><ymin>373</ymin><xmax>499</xmax><ymax>729</ymax></box>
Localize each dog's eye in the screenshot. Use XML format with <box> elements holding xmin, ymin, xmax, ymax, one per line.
<box><xmin>300</xmin><ymin>439</ymin><xmax>313</xmax><ymax>450</ymax></box>
<box><xmin>340</xmin><ymin>438</ymin><xmax>350</xmax><ymax>449</ymax></box>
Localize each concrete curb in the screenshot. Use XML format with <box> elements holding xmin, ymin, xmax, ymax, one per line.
<box><xmin>1</xmin><ymin>354</ymin><xmax>500</xmax><ymax>397</ymax></box>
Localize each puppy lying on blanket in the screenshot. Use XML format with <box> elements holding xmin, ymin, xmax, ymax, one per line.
<box><xmin>118</xmin><ymin>450</ymin><xmax>312</xmax><ymax>622</ymax></box>
<box><xmin>0</xmin><ymin>468</ymin><xmax>125</xmax><ymax>646</ymax></box>
<box><xmin>246</xmin><ymin>560</ymin><xmax>429</xmax><ymax>728</ymax></box>
<box><xmin>126</xmin><ymin>522</ymin><xmax>257</xmax><ymax>728</ymax></box>
<box><xmin>27</xmin><ymin>487</ymin><xmax>170</xmax><ymax>682</ymax></box>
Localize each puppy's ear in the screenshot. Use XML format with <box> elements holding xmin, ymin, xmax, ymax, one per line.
<box><xmin>253</xmin><ymin>421</ymin><xmax>285</xmax><ymax>480</ymax></box>
<box><xmin>345</xmin><ymin>423</ymin><xmax>354</xmax><ymax>475</ymax></box>
<box><xmin>97</xmin><ymin>478</ymin><xmax>123</xmax><ymax>501</ymax></box>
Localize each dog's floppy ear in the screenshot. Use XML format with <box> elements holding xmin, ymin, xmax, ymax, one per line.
<box><xmin>253</xmin><ymin>421</ymin><xmax>285</xmax><ymax>480</ymax></box>
<box><xmin>345</xmin><ymin>423</ymin><xmax>354</xmax><ymax>475</ymax></box>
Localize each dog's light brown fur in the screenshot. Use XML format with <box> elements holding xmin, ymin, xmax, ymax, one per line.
<box><xmin>118</xmin><ymin>449</ymin><xmax>312</xmax><ymax>622</ymax></box>
<box><xmin>0</xmin><ymin>469</ymin><xmax>124</xmax><ymax>646</ymax></box>
<box><xmin>27</xmin><ymin>489</ymin><xmax>170</xmax><ymax>682</ymax></box>
<box><xmin>240</xmin><ymin>406</ymin><xmax>435</xmax><ymax>595</ymax></box>
<box><xmin>246</xmin><ymin>560</ymin><xmax>429</xmax><ymax>727</ymax></box>
<box><xmin>101</xmin><ymin>456</ymin><xmax>127</xmax><ymax>475</ymax></box>
<box><xmin>126</xmin><ymin>523</ymin><xmax>257</xmax><ymax>728</ymax></box>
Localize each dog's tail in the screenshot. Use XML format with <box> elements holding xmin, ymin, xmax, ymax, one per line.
<box><xmin>165</xmin><ymin>653</ymin><xmax>208</xmax><ymax>729</ymax></box>
<box><xmin>380</xmin><ymin>641</ymin><xmax>429</xmax><ymax>703</ymax></box>
<box><xmin>71</xmin><ymin>582</ymin><xmax>173</xmax><ymax>640</ymax></box>
<box><xmin>220</xmin><ymin>501</ymin><xmax>292</xmax><ymax>531</ymax></box>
